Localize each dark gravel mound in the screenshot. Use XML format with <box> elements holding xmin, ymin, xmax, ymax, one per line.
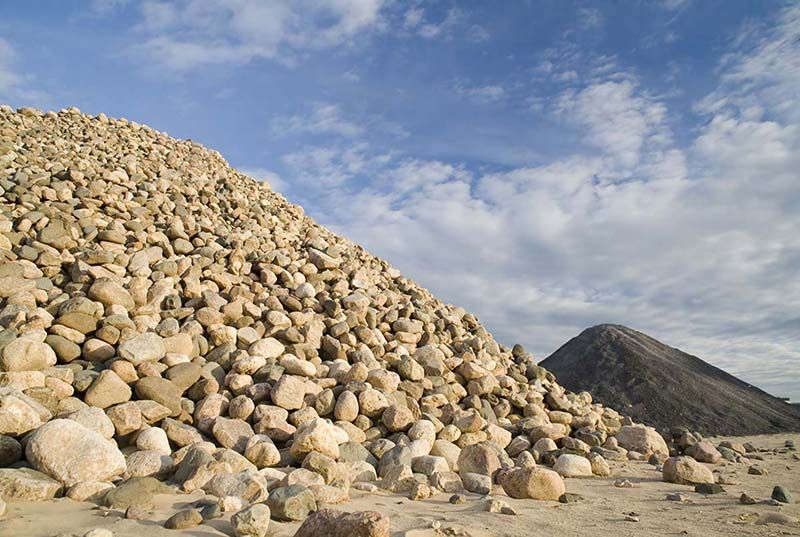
<box><xmin>540</xmin><ymin>324</ymin><xmax>800</xmax><ymax>435</ymax></box>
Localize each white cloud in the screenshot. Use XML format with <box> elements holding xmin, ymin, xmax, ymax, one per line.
<box><xmin>467</xmin><ymin>24</ymin><xmax>490</xmax><ymax>43</ymax></box>
<box><xmin>273</xmin><ymin>6</ymin><xmax>800</xmax><ymax>399</ymax></box>
<box><xmin>456</xmin><ymin>84</ymin><xmax>505</xmax><ymax>103</ymax></box>
<box><xmin>0</xmin><ymin>39</ymin><xmax>22</xmax><ymax>93</ymax></box>
<box><xmin>90</xmin><ymin>0</ymin><xmax>129</xmax><ymax>15</ymax></box>
<box><xmin>553</xmin><ymin>70</ymin><xmax>578</xmax><ymax>83</ymax></box>
<box><xmin>281</xmin><ymin>142</ymin><xmax>392</xmax><ymax>187</ymax></box>
<box><xmin>272</xmin><ymin>102</ymin><xmax>364</xmax><ymax>138</ymax></box>
<box><xmin>555</xmin><ymin>79</ymin><xmax>672</xmax><ymax>171</ymax></box>
<box><xmin>403</xmin><ymin>7</ymin><xmax>423</xmax><ymax>30</ymax></box>
<box><xmin>660</xmin><ymin>0</ymin><xmax>690</xmax><ymax>11</ymax></box>
<box><xmin>416</xmin><ymin>8</ymin><xmax>462</xmax><ymax>39</ymax></box>
<box><xmin>131</xmin><ymin>0</ymin><xmax>385</xmax><ymax>70</ymax></box>
<box><xmin>139</xmin><ymin>1</ymin><xmax>177</xmax><ymax>29</ymax></box>
<box><xmin>578</xmin><ymin>7</ymin><xmax>603</xmax><ymax>28</ymax></box>
<box><xmin>271</xmin><ymin>101</ymin><xmax>408</xmax><ymax>141</ymax></box>
<box><xmin>0</xmin><ymin>38</ymin><xmax>49</xmax><ymax>106</ymax></box>
<box><xmin>704</xmin><ymin>4</ymin><xmax>800</xmax><ymax>121</ymax></box>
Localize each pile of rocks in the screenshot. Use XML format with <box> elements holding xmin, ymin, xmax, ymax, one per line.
<box><xmin>0</xmin><ymin>106</ymin><xmax>670</xmax><ymax>533</ymax></box>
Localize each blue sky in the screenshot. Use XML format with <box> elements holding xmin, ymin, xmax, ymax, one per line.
<box><xmin>2</xmin><ymin>1</ymin><xmax>799</xmax><ymax>400</ymax></box>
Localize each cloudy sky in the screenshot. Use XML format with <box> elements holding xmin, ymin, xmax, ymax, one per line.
<box><xmin>2</xmin><ymin>1</ymin><xmax>799</xmax><ymax>400</ymax></box>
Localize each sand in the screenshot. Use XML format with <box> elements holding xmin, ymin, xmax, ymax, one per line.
<box><xmin>1</xmin><ymin>434</ymin><xmax>798</xmax><ymax>537</ymax></box>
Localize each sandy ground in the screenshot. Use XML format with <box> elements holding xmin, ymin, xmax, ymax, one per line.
<box><xmin>1</xmin><ymin>433</ymin><xmax>798</xmax><ymax>537</ymax></box>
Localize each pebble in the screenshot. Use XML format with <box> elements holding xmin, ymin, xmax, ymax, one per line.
<box><xmin>485</xmin><ymin>498</ymin><xmax>517</xmax><ymax>515</ymax></box>
<box><xmin>694</xmin><ymin>483</ymin><xmax>724</xmax><ymax>495</ymax></box>
<box><xmin>748</xmin><ymin>465</ymin><xmax>768</xmax><ymax>475</ymax></box>
<box><xmin>739</xmin><ymin>493</ymin><xmax>757</xmax><ymax>505</ymax></box>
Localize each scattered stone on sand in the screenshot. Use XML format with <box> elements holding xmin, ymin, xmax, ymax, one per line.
<box><xmin>104</xmin><ymin>477</ymin><xmax>172</xmax><ymax>510</ymax></box>
<box><xmin>694</xmin><ymin>483</ymin><xmax>724</xmax><ymax>495</ymax></box>
<box><xmin>666</xmin><ymin>493</ymin><xmax>689</xmax><ymax>502</ymax></box>
<box><xmin>485</xmin><ymin>498</ymin><xmax>517</xmax><ymax>514</ymax></box>
<box><xmin>125</xmin><ymin>505</ymin><xmax>151</xmax><ymax>520</ymax></box>
<box><xmin>164</xmin><ymin>509</ymin><xmax>203</xmax><ymax>529</ymax></box>
<box><xmin>499</xmin><ymin>467</ymin><xmax>565</xmax><ymax>501</ymax></box>
<box><xmin>293</xmin><ymin>508</ymin><xmax>391</xmax><ymax>537</ymax></box>
<box><xmin>739</xmin><ymin>493</ymin><xmax>757</xmax><ymax>505</ymax></box>
<box><xmin>553</xmin><ymin>454</ymin><xmax>592</xmax><ymax>478</ymax></box>
<box><xmin>662</xmin><ymin>456</ymin><xmax>714</xmax><ymax>485</ymax></box>
<box><xmin>756</xmin><ymin>513</ymin><xmax>799</xmax><ymax>526</ymax></box>
<box><xmin>772</xmin><ymin>485</ymin><xmax>794</xmax><ymax>504</ymax></box>
<box><xmin>449</xmin><ymin>494</ymin><xmax>466</xmax><ymax>504</ymax></box>
<box><xmin>231</xmin><ymin>503</ymin><xmax>271</xmax><ymax>537</ymax></box>
<box><xmin>748</xmin><ymin>465</ymin><xmax>768</xmax><ymax>475</ymax></box>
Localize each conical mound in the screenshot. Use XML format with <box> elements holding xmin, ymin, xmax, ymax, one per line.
<box><xmin>0</xmin><ymin>106</ymin><xmax>663</xmax><ymax>509</ymax></box>
<box><xmin>540</xmin><ymin>324</ymin><xmax>800</xmax><ymax>435</ymax></box>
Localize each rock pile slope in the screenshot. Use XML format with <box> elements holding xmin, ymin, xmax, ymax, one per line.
<box><xmin>540</xmin><ymin>324</ymin><xmax>800</xmax><ymax>436</ymax></box>
<box><xmin>0</xmin><ymin>106</ymin><xmax>666</xmax><ymax>530</ymax></box>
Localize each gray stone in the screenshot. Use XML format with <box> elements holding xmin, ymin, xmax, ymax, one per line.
<box><xmin>231</xmin><ymin>503</ymin><xmax>271</xmax><ymax>537</ymax></box>
<box><xmin>462</xmin><ymin>472</ymin><xmax>492</xmax><ymax>494</ymax></box>
<box><xmin>104</xmin><ymin>476</ymin><xmax>173</xmax><ymax>509</ymax></box>
<box><xmin>772</xmin><ymin>485</ymin><xmax>794</xmax><ymax>504</ymax></box>
<box><xmin>164</xmin><ymin>509</ymin><xmax>203</xmax><ymax>529</ymax></box>
<box><xmin>267</xmin><ymin>484</ymin><xmax>317</xmax><ymax>522</ymax></box>
<box><xmin>0</xmin><ymin>468</ymin><xmax>63</xmax><ymax>500</ymax></box>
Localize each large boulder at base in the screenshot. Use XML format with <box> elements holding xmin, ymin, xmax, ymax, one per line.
<box><xmin>553</xmin><ymin>454</ymin><xmax>593</xmax><ymax>478</ymax></box>
<box><xmin>267</xmin><ymin>484</ymin><xmax>317</xmax><ymax>522</ymax></box>
<box><xmin>687</xmin><ymin>441</ymin><xmax>722</xmax><ymax>464</ymax></box>
<box><xmin>0</xmin><ymin>468</ymin><xmax>63</xmax><ymax>500</ymax></box>
<box><xmin>231</xmin><ymin>503</ymin><xmax>271</xmax><ymax>537</ymax></box>
<box><xmin>104</xmin><ymin>476</ymin><xmax>174</xmax><ymax>509</ymax></box>
<box><xmin>662</xmin><ymin>456</ymin><xmax>715</xmax><ymax>485</ymax></box>
<box><xmin>456</xmin><ymin>442</ymin><xmax>502</xmax><ymax>477</ymax></box>
<box><xmin>204</xmin><ymin>471</ymin><xmax>269</xmax><ymax>503</ymax></box>
<box><xmin>614</xmin><ymin>425</ymin><xmax>669</xmax><ymax>456</ymax></box>
<box><xmin>500</xmin><ymin>467</ymin><xmax>565</xmax><ymax>501</ymax></box>
<box><xmin>25</xmin><ymin>419</ymin><xmax>126</xmax><ymax>486</ymax></box>
<box><xmin>294</xmin><ymin>508</ymin><xmax>390</xmax><ymax>537</ymax></box>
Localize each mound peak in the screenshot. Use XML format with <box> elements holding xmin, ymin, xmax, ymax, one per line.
<box><xmin>540</xmin><ymin>323</ymin><xmax>800</xmax><ymax>435</ymax></box>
